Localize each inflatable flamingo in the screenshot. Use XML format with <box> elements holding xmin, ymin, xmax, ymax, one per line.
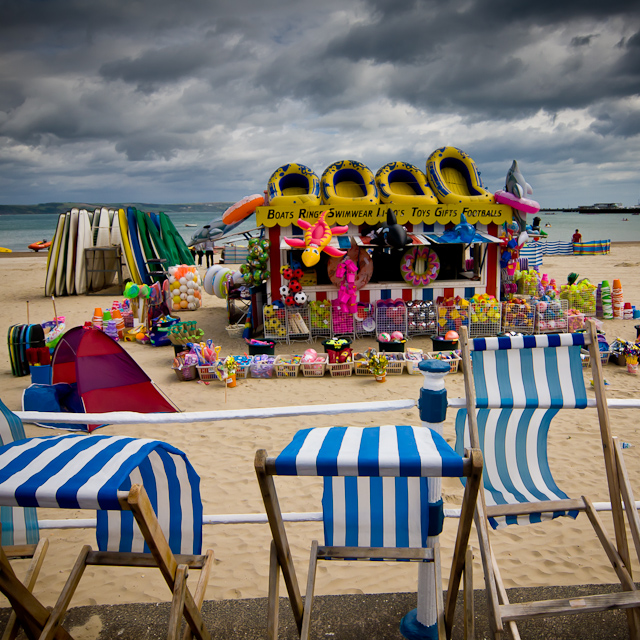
<box><xmin>284</xmin><ymin>211</ymin><xmax>349</xmax><ymax>267</ymax></box>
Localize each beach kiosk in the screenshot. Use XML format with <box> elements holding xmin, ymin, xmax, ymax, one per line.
<box><xmin>255</xmin><ymin>202</ymin><xmax>511</xmax><ymax>340</ymax></box>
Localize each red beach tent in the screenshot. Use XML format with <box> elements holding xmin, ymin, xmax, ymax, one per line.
<box><xmin>51</xmin><ymin>326</ymin><xmax>177</xmax><ymax>430</ymax></box>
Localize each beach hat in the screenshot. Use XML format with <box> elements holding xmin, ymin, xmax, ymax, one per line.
<box><xmin>567</xmin><ymin>272</ymin><xmax>579</xmax><ymax>285</ymax></box>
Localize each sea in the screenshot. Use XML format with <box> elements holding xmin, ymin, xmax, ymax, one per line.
<box><xmin>1</xmin><ymin>209</ymin><xmax>639</xmax><ymax>253</ymax></box>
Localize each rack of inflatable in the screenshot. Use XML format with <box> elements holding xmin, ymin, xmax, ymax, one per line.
<box><xmin>44</xmin><ymin>206</ymin><xmax>196</xmax><ymax>297</ymax></box>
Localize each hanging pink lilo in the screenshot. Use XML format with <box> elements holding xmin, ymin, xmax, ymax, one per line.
<box><xmin>284</xmin><ymin>211</ymin><xmax>349</xmax><ymax>267</ymax></box>
<box><xmin>335</xmin><ymin>258</ymin><xmax>358</xmax><ymax>314</ymax></box>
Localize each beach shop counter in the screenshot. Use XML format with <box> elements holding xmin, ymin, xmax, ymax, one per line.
<box><xmin>254</xmin><ymin>203</ymin><xmax>512</xmax><ymax>340</ymax></box>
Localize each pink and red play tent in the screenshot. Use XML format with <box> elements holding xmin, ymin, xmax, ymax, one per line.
<box><xmin>51</xmin><ymin>326</ymin><xmax>177</xmax><ymax>431</ymax></box>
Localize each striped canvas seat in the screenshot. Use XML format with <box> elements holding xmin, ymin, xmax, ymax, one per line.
<box><xmin>455</xmin><ymin>408</ymin><xmax>578</xmax><ymax>529</ymax></box>
<box><xmin>0</xmin><ymin>433</ymin><xmax>202</xmax><ymax>554</ymax></box>
<box><xmin>0</xmin><ymin>398</ymin><xmax>39</xmax><ymax>546</ymax></box>
<box><xmin>275</xmin><ymin>425</ymin><xmax>464</xmax><ymax>549</ymax></box>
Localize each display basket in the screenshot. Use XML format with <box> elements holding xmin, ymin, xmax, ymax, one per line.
<box><xmin>232</xmin><ymin>355</ymin><xmax>253</xmax><ymax>379</ymax></box>
<box><xmin>248</xmin><ymin>340</ymin><xmax>276</xmax><ymax>356</ymax></box>
<box><xmin>300</xmin><ymin>353</ymin><xmax>328</xmax><ymax>377</ymax></box>
<box><xmin>353</xmin><ymin>353</ymin><xmax>373</xmax><ymax>376</ymax></box>
<box><xmin>426</xmin><ymin>351</ymin><xmax>461</xmax><ymax>373</ymax></box>
<box><xmin>331</xmin><ymin>304</ymin><xmax>355</xmax><ymax>338</ymax></box>
<box><xmin>274</xmin><ymin>355</ymin><xmax>301</xmax><ymax>378</ymax></box>
<box><xmin>263</xmin><ymin>305</ymin><xmax>287</xmax><ymax>342</ymax></box>
<box><xmin>250</xmin><ymin>355</ymin><xmax>276</xmax><ymax>379</ymax></box>
<box><xmin>468</xmin><ymin>302</ymin><xmax>502</xmax><ymax>338</ymax></box>
<box><xmin>501</xmin><ymin>300</ymin><xmax>536</xmax><ymax>334</ymax></box>
<box><xmin>377</xmin><ymin>340</ymin><xmax>405</xmax><ymax>353</ymax></box>
<box><xmin>436</xmin><ymin>304</ymin><xmax>469</xmax><ymax>336</ymax></box>
<box><xmin>536</xmin><ymin>299</ymin><xmax>569</xmax><ymax>333</ymax></box>
<box><xmin>225</xmin><ymin>324</ymin><xmax>245</xmax><ymax>339</ymax></box>
<box><xmin>327</xmin><ymin>361</ymin><xmax>353</xmax><ymax>378</ymax></box>
<box><xmin>354</xmin><ymin>303</ymin><xmax>376</xmax><ymax>339</ymax></box>
<box><xmin>172</xmin><ymin>361</ymin><xmax>198</xmax><ymax>382</ymax></box>
<box><xmin>308</xmin><ymin>300</ymin><xmax>332</xmax><ymax>342</ymax></box>
<box><xmin>580</xmin><ymin>348</ymin><xmax>610</xmax><ymax>368</ymax></box>
<box><xmin>375</xmin><ymin>302</ymin><xmax>407</xmax><ymax>339</ymax></box>
<box><xmin>560</xmin><ymin>285</ymin><xmax>596</xmax><ymax>316</ymax></box>
<box><xmin>196</xmin><ymin>364</ymin><xmax>221</xmax><ymax>382</ymax></box>
<box><xmin>405</xmin><ymin>349</ymin><xmax>426</xmax><ymax>375</ymax></box>
<box><xmin>406</xmin><ymin>300</ymin><xmax>437</xmax><ymax>337</ymax></box>
<box><xmin>287</xmin><ymin>307</ymin><xmax>312</xmax><ymax>344</ymax></box>
<box><xmin>381</xmin><ymin>352</ymin><xmax>406</xmax><ymax>375</ymax></box>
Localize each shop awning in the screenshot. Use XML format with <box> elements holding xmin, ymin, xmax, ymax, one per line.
<box><xmin>421</xmin><ymin>230</ymin><xmax>502</xmax><ymax>245</ymax></box>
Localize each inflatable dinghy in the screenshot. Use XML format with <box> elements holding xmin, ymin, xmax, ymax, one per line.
<box><xmin>321</xmin><ymin>160</ymin><xmax>378</xmax><ymax>206</ymax></box>
<box><xmin>267</xmin><ymin>163</ymin><xmax>320</xmax><ymax>206</ymax></box>
<box><xmin>375</xmin><ymin>161</ymin><xmax>438</xmax><ymax>206</ymax></box>
<box><xmin>426</xmin><ymin>146</ymin><xmax>494</xmax><ymax>205</ymax></box>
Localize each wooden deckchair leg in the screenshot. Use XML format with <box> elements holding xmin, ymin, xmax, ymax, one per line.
<box><xmin>614</xmin><ymin>438</ymin><xmax>640</xmax><ymax>566</ymax></box>
<box><xmin>489</xmin><ymin>546</ymin><xmax>521</xmax><ymax>640</ymax></box>
<box><xmin>267</xmin><ymin>541</ymin><xmax>280</xmax><ymax>640</ymax></box>
<box><xmin>123</xmin><ymin>485</ymin><xmax>211</xmax><ymax>640</ymax></box>
<box><xmin>40</xmin><ymin>545</ymin><xmax>91</xmax><ymax>640</ymax></box>
<box><xmin>2</xmin><ymin>537</ymin><xmax>49</xmax><ymax>640</ymax></box>
<box><xmin>168</xmin><ymin>565</ymin><xmax>189</xmax><ymax>640</ymax></box>
<box><xmin>463</xmin><ymin>547</ymin><xmax>474</xmax><ymax>640</ymax></box>
<box><xmin>255</xmin><ymin>450</ymin><xmax>304</xmax><ymax>633</ymax></box>
<box><xmin>300</xmin><ymin>541</ymin><xmax>319</xmax><ymax>640</ymax></box>
<box><xmin>181</xmin><ymin>550</ymin><xmax>214</xmax><ymax>640</ymax></box>
<box><xmin>445</xmin><ymin>448</ymin><xmax>483</xmax><ymax>637</ymax></box>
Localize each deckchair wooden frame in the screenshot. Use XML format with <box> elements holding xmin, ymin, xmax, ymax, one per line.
<box><xmin>0</xmin><ymin>484</ymin><xmax>214</xmax><ymax>640</ymax></box>
<box><xmin>255</xmin><ymin>445</ymin><xmax>483</xmax><ymax>640</ymax></box>
<box><xmin>459</xmin><ymin>321</ymin><xmax>640</xmax><ymax>640</ymax></box>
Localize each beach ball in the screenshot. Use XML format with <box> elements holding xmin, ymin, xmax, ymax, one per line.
<box><xmin>378</xmin><ymin>332</ymin><xmax>391</xmax><ymax>342</ymax></box>
<box><xmin>445</xmin><ymin>330</ymin><xmax>459</xmax><ymax>341</ymax></box>
<box><xmin>391</xmin><ymin>331</ymin><xmax>404</xmax><ymax>341</ymax></box>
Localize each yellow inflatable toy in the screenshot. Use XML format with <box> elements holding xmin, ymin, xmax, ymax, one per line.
<box><xmin>426</xmin><ymin>146</ymin><xmax>495</xmax><ymax>205</ymax></box>
<box><xmin>321</xmin><ymin>160</ymin><xmax>378</xmax><ymax>206</ymax></box>
<box><xmin>267</xmin><ymin>163</ymin><xmax>321</xmax><ymax>207</ymax></box>
<box><xmin>375</xmin><ymin>161</ymin><xmax>438</xmax><ymax>206</ymax></box>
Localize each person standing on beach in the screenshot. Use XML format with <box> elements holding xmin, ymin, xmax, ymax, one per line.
<box><xmin>572</xmin><ymin>229</ymin><xmax>582</xmax><ymax>243</ymax></box>
<box><xmin>204</xmin><ymin>238</ymin><xmax>214</xmax><ymax>267</ymax></box>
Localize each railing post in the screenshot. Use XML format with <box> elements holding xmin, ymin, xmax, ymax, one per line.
<box><xmin>400</xmin><ymin>359</ymin><xmax>450</xmax><ymax>640</ymax></box>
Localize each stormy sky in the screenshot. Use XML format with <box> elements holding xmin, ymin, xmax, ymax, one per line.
<box><xmin>1</xmin><ymin>0</ymin><xmax>639</xmax><ymax>208</ymax></box>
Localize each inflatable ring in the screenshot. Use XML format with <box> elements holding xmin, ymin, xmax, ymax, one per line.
<box><xmin>222</xmin><ymin>194</ymin><xmax>264</xmax><ymax>225</ymax></box>
<box><xmin>375</xmin><ymin>161</ymin><xmax>438</xmax><ymax>206</ymax></box>
<box><xmin>321</xmin><ymin>159</ymin><xmax>378</xmax><ymax>206</ymax></box>
<box><xmin>401</xmin><ymin>246</ymin><xmax>440</xmax><ymax>286</ymax></box>
<box><xmin>426</xmin><ymin>146</ymin><xmax>495</xmax><ymax>205</ymax></box>
<box><xmin>327</xmin><ymin>246</ymin><xmax>374</xmax><ymax>290</ymax></box>
<box><xmin>494</xmin><ymin>190</ymin><xmax>540</xmax><ymax>214</ymax></box>
<box><xmin>267</xmin><ymin>163</ymin><xmax>321</xmax><ymax>207</ymax></box>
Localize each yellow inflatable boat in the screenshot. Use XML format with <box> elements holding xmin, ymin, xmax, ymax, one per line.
<box><xmin>321</xmin><ymin>160</ymin><xmax>378</xmax><ymax>206</ymax></box>
<box><xmin>375</xmin><ymin>161</ymin><xmax>438</xmax><ymax>206</ymax></box>
<box><xmin>426</xmin><ymin>146</ymin><xmax>494</xmax><ymax>205</ymax></box>
<box><xmin>267</xmin><ymin>163</ymin><xmax>321</xmax><ymax>206</ymax></box>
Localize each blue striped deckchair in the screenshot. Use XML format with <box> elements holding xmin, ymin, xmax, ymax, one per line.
<box><xmin>0</xmin><ymin>398</ymin><xmax>50</xmax><ymax>640</ymax></box>
<box><xmin>457</xmin><ymin>323</ymin><xmax>640</xmax><ymax>639</ymax></box>
<box><xmin>255</xmin><ymin>424</ymin><xmax>483</xmax><ymax>640</ymax></box>
<box><xmin>0</xmin><ymin>432</ymin><xmax>213</xmax><ymax>640</ymax></box>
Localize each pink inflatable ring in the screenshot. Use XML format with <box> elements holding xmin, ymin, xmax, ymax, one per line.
<box><xmin>494</xmin><ymin>189</ymin><xmax>540</xmax><ymax>214</ymax></box>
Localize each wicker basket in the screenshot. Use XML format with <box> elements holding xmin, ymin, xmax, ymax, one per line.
<box><xmin>172</xmin><ymin>363</ymin><xmax>198</xmax><ymax>381</ymax></box>
<box><xmin>426</xmin><ymin>352</ymin><xmax>461</xmax><ymax>373</ymax></box>
<box><xmin>581</xmin><ymin>348</ymin><xmax>610</xmax><ymax>367</ymax></box>
<box><xmin>232</xmin><ymin>355</ymin><xmax>253</xmax><ymax>379</ymax></box>
<box><xmin>381</xmin><ymin>352</ymin><xmax>406</xmax><ymax>375</ymax></box>
<box><xmin>225</xmin><ymin>324</ymin><xmax>245</xmax><ymax>338</ymax></box>
<box><xmin>274</xmin><ymin>355</ymin><xmax>301</xmax><ymax>378</ymax></box>
<box><xmin>300</xmin><ymin>354</ymin><xmax>328</xmax><ymax>377</ymax></box>
<box><xmin>196</xmin><ymin>364</ymin><xmax>220</xmax><ymax>381</ymax></box>
<box><xmin>327</xmin><ymin>361</ymin><xmax>353</xmax><ymax>377</ymax></box>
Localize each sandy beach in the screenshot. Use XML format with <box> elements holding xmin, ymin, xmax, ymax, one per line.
<box><xmin>1</xmin><ymin>245</ymin><xmax>640</xmax><ymax>613</ymax></box>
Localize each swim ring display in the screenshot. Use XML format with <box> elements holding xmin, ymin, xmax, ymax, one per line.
<box><xmin>375</xmin><ymin>162</ymin><xmax>438</xmax><ymax>206</ymax></box>
<box><xmin>426</xmin><ymin>146</ymin><xmax>495</xmax><ymax>205</ymax></box>
<box><xmin>327</xmin><ymin>246</ymin><xmax>374</xmax><ymax>290</ymax></box>
<box><xmin>494</xmin><ymin>189</ymin><xmax>540</xmax><ymax>214</ymax></box>
<box><xmin>222</xmin><ymin>194</ymin><xmax>265</xmax><ymax>225</ymax></box>
<box><xmin>321</xmin><ymin>160</ymin><xmax>379</xmax><ymax>206</ymax></box>
<box><xmin>401</xmin><ymin>246</ymin><xmax>440</xmax><ymax>286</ymax></box>
<box><xmin>267</xmin><ymin>163</ymin><xmax>321</xmax><ymax>206</ymax></box>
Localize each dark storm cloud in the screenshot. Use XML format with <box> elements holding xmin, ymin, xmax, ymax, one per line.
<box><xmin>0</xmin><ymin>0</ymin><xmax>638</xmax><ymax>205</ymax></box>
